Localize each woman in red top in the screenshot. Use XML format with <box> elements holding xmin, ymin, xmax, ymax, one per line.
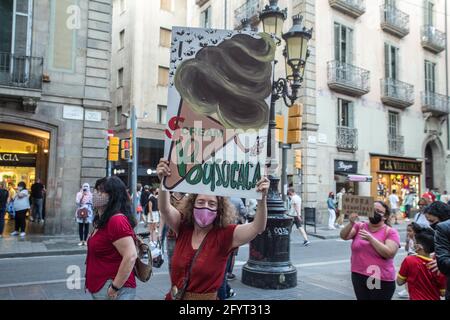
<box><xmin>157</xmin><ymin>159</ymin><xmax>269</xmax><ymax>300</ymax></box>
<box><xmin>85</xmin><ymin>176</ymin><xmax>138</xmax><ymax>300</ymax></box>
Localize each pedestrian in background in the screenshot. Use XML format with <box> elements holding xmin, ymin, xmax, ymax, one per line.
<box><xmin>6</xmin><ymin>183</ymin><xmax>16</xmax><ymax>220</ymax></box>
<box><xmin>287</xmin><ymin>188</ymin><xmax>310</xmax><ymax>246</ymax></box>
<box><xmin>11</xmin><ymin>182</ymin><xmax>30</xmax><ymax>238</ymax></box>
<box><xmin>327</xmin><ymin>192</ymin><xmax>337</xmax><ymax>230</ymax></box>
<box><xmin>335</xmin><ymin>188</ymin><xmax>346</xmax><ymax>228</ymax></box>
<box><xmin>0</xmin><ymin>182</ymin><xmax>9</xmax><ymax>238</ymax></box>
<box><xmin>148</xmin><ymin>188</ymin><xmax>160</xmax><ymax>243</ymax></box>
<box><xmin>435</xmin><ymin>213</ymin><xmax>450</xmax><ymax>300</ymax></box>
<box><xmin>30</xmin><ymin>178</ymin><xmax>45</xmax><ymax>224</ymax></box>
<box><xmin>440</xmin><ymin>190</ymin><xmax>449</xmax><ymax>205</ymax></box>
<box><xmin>414</xmin><ymin>198</ymin><xmax>431</xmax><ymax>227</ymax></box>
<box><xmin>424</xmin><ymin>201</ymin><xmax>450</xmax><ymax>230</ymax></box>
<box><xmin>85</xmin><ymin>176</ymin><xmax>137</xmax><ymax>300</ymax></box>
<box><xmin>340</xmin><ymin>201</ymin><xmax>400</xmax><ymax>300</ymax></box>
<box><xmin>75</xmin><ymin>183</ymin><xmax>94</xmax><ymax>246</ymax></box>
<box><xmin>140</xmin><ymin>185</ymin><xmax>151</xmax><ymax>227</ymax></box>
<box><xmin>403</xmin><ymin>190</ymin><xmax>416</xmax><ymax>221</ymax></box>
<box><xmin>388</xmin><ymin>189</ymin><xmax>400</xmax><ymax>225</ymax></box>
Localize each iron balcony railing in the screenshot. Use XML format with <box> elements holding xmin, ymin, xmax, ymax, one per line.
<box><xmin>381</xmin><ymin>78</ymin><xmax>414</xmax><ymax>108</ymax></box>
<box><xmin>421</xmin><ymin>25</ymin><xmax>446</xmax><ymax>53</ymax></box>
<box><xmin>388</xmin><ymin>135</ymin><xmax>404</xmax><ymax>156</ymax></box>
<box><xmin>380</xmin><ymin>5</ymin><xmax>409</xmax><ymax>37</ymax></box>
<box><xmin>421</xmin><ymin>91</ymin><xmax>450</xmax><ymax>116</ymax></box>
<box><xmin>234</xmin><ymin>0</ymin><xmax>263</xmax><ymax>29</ymax></box>
<box><xmin>337</xmin><ymin>126</ymin><xmax>358</xmax><ymax>152</ymax></box>
<box><xmin>328</xmin><ymin>60</ymin><xmax>370</xmax><ymax>96</ymax></box>
<box><xmin>329</xmin><ymin>0</ymin><xmax>365</xmax><ymax>18</ymax></box>
<box><xmin>0</xmin><ymin>52</ymin><xmax>43</xmax><ymax>90</ymax></box>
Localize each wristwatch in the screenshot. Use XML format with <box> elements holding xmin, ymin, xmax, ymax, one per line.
<box><xmin>110</xmin><ymin>282</ymin><xmax>121</xmax><ymax>292</ymax></box>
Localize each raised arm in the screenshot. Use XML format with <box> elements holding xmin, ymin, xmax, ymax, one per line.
<box><xmin>340</xmin><ymin>213</ymin><xmax>358</xmax><ymax>240</ymax></box>
<box><xmin>156</xmin><ymin>159</ymin><xmax>182</xmax><ymax>234</ymax></box>
<box><xmin>232</xmin><ymin>178</ymin><xmax>269</xmax><ymax>249</ymax></box>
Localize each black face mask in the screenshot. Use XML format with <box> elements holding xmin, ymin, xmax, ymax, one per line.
<box><xmin>369</xmin><ymin>213</ymin><xmax>383</xmax><ymax>225</ymax></box>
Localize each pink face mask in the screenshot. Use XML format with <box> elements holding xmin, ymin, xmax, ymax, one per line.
<box><xmin>193</xmin><ymin>207</ymin><xmax>218</xmax><ymax>228</ymax></box>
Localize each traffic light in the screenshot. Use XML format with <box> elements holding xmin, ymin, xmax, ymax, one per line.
<box><xmin>120</xmin><ymin>139</ymin><xmax>131</xmax><ymax>160</ymax></box>
<box><xmin>108</xmin><ymin>137</ymin><xmax>120</xmax><ymax>162</ymax></box>
<box><xmin>287</xmin><ymin>103</ymin><xmax>303</xmax><ymax>144</ymax></box>
<box><xmin>294</xmin><ymin>149</ymin><xmax>302</xmax><ymax>170</ymax></box>
<box><xmin>275</xmin><ymin>114</ymin><xmax>285</xmax><ymax>143</ymax></box>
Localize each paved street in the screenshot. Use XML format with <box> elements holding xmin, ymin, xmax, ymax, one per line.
<box><xmin>0</xmin><ymin>223</ymin><xmax>410</xmax><ymax>300</ymax></box>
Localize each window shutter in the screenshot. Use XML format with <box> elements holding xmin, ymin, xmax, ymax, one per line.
<box><xmin>347</xmin><ymin>28</ymin><xmax>353</xmax><ymax>64</ymax></box>
<box><xmin>334</xmin><ymin>23</ymin><xmax>340</xmax><ymax>61</ymax></box>
<box><xmin>384</xmin><ymin>43</ymin><xmax>390</xmax><ymax>78</ymax></box>
<box><xmin>349</xmin><ymin>102</ymin><xmax>354</xmax><ymax>128</ymax></box>
<box><xmin>394</xmin><ymin>47</ymin><xmax>399</xmax><ymax>80</ymax></box>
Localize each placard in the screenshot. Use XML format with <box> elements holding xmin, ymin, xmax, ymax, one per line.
<box><xmin>341</xmin><ymin>195</ymin><xmax>374</xmax><ymax>217</ymax></box>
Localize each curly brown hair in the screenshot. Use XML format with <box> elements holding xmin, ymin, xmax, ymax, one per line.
<box><xmin>179</xmin><ymin>194</ymin><xmax>237</xmax><ymax>228</ymax></box>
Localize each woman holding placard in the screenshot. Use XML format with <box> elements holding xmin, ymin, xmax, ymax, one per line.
<box><xmin>340</xmin><ymin>201</ymin><xmax>400</xmax><ymax>300</ymax></box>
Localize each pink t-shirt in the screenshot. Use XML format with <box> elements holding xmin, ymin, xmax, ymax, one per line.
<box><xmin>350</xmin><ymin>222</ymin><xmax>400</xmax><ymax>282</ymax></box>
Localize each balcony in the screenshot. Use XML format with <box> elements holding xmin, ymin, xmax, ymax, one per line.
<box><xmin>234</xmin><ymin>0</ymin><xmax>263</xmax><ymax>29</ymax></box>
<box><xmin>421</xmin><ymin>25</ymin><xmax>446</xmax><ymax>54</ymax></box>
<box><xmin>0</xmin><ymin>52</ymin><xmax>43</xmax><ymax>112</ymax></box>
<box><xmin>329</xmin><ymin>0</ymin><xmax>365</xmax><ymax>18</ymax></box>
<box><xmin>337</xmin><ymin>127</ymin><xmax>358</xmax><ymax>153</ymax></box>
<box><xmin>380</xmin><ymin>5</ymin><xmax>409</xmax><ymax>38</ymax></box>
<box><xmin>388</xmin><ymin>135</ymin><xmax>404</xmax><ymax>156</ymax></box>
<box><xmin>381</xmin><ymin>78</ymin><xmax>414</xmax><ymax>109</ymax></box>
<box><xmin>328</xmin><ymin>61</ymin><xmax>370</xmax><ymax>97</ymax></box>
<box><xmin>421</xmin><ymin>92</ymin><xmax>450</xmax><ymax>117</ymax></box>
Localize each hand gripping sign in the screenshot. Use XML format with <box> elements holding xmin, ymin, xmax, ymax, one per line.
<box><xmin>162</xmin><ymin>27</ymin><xmax>276</xmax><ymax>199</ymax></box>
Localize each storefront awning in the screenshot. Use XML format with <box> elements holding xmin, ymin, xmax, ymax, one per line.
<box><xmin>347</xmin><ymin>174</ymin><xmax>372</xmax><ymax>182</ymax></box>
<box><xmin>336</xmin><ymin>173</ymin><xmax>372</xmax><ymax>182</ymax></box>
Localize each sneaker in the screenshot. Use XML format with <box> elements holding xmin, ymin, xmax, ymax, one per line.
<box><xmin>397</xmin><ymin>289</ymin><xmax>409</xmax><ymax>298</ymax></box>
<box><xmin>10</xmin><ymin>231</ymin><xmax>19</xmax><ymax>236</ymax></box>
<box><xmin>226</xmin><ymin>289</ymin><xmax>236</xmax><ymax>299</ymax></box>
<box><xmin>83</xmin><ymin>241</ymin><xmax>87</xmax><ymax>246</ymax></box>
<box><xmin>20</xmin><ymin>232</ymin><xmax>26</xmax><ymax>237</ymax></box>
<box><xmin>40</xmin><ymin>219</ymin><xmax>44</xmax><ymax>224</ymax></box>
<box><xmin>405</xmin><ymin>218</ymin><xmax>410</xmax><ymax>222</ymax></box>
<box><xmin>303</xmin><ymin>240</ymin><xmax>311</xmax><ymax>246</ymax></box>
<box><xmin>78</xmin><ymin>242</ymin><xmax>83</xmax><ymax>246</ymax></box>
<box><xmin>227</xmin><ymin>273</ymin><xmax>236</xmax><ymax>281</ymax></box>
<box><xmin>29</xmin><ymin>217</ymin><xmax>34</xmax><ymax>222</ymax></box>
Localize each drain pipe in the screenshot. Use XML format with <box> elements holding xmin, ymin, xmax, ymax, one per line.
<box><xmin>446</xmin><ymin>0</ymin><xmax>450</xmax><ymax>150</ymax></box>
<box><xmin>224</xmin><ymin>0</ymin><xmax>227</xmax><ymax>29</ymax></box>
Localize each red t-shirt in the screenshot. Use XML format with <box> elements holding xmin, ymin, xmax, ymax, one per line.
<box><xmin>85</xmin><ymin>215</ymin><xmax>136</xmax><ymax>293</ymax></box>
<box><xmin>398</xmin><ymin>255</ymin><xmax>447</xmax><ymax>300</ymax></box>
<box><xmin>165</xmin><ymin>223</ymin><xmax>238</xmax><ymax>300</ymax></box>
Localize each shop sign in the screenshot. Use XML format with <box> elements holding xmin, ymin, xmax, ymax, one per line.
<box><xmin>379</xmin><ymin>159</ymin><xmax>422</xmax><ymax>173</ymax></box>
<box><xmin>342</xmin><ymin>195</ymin><xmax>374</xmax><ymax>217</ymax></box>
<box><xmin>0</xmin><ymin>153</ymin><xmax>37</xmax><ymax>167</ymax></box>
<box><xmin>334</xmin><ymin>160</ymin><xmax>358</xmax><ymax>174</ymax></box>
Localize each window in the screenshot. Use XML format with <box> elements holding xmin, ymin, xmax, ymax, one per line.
<box><xmin>425</xmin><ymin>60</ymin><xmax>436</xmax><ymax>93</ymax></box>
<box><xmin>120</xmin><ymin>0</ymin><xmax>126</xmax><ymax>13</ymax></box>
<box><xmin>115</xmin><ymin>106</ymin><xmax>122</xmax><ymax>126</ymax></box>
<box><xmin>0</xmin><ymin>0</ymin><xmax>32</xmax><ymax>55</ymax></box>
<box><xmin>117</xmin><ymin>68</ymin><xmax>124</xmax><ymax>88</ymax></box>
<box><xmin>201</xmin><ymin>6</ymin><xmax>212</xmax><ymax>28</ymax></box>
<box><xmin>161</xmin><ymin>0</ymin><xmax>172</xmax><ymax>11</ymax></box>
<box><xmin>334</xmin><ymin>22</ymin><xmax>353</xmax><ymax>64</ymax></box>
<box><xmin>119</xmin><ymin>29</ymin><xmax>125</xmax><ymax>50</ymax></box>
<box><xmin>384</xmin><ymin>43</ymin><xmax>399</xmax><ymax>79</ymax></box>
<box><xmin>157</xmin><ymin>105</ymin><xmax>167</xmax><ymax>124</ymax></box>
<box><xmin>424</xmin><ymin>0</ymin><xmax>434</xmax><ymax>26</ymax></box>
<box><xmin>337</xmin><ymin>99</ymin><xmax>354</xmax><ymax>128</ymax></box>
<box><xmin>388</xmin><ymin>111</ymin><xmax>399</xmax><ymax>137</ymax></box>
<box><xmin>158</xmin><ymin>66</ymin><xmax>169</xmax><ymax>86</ymax></box>
<box><xmin>160</xmin><ymin>28</ymin><xmax>171</xmax><ymax>48</ymax></box>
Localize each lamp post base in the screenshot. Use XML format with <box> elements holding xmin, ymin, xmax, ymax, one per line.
<box><xmin>242</xmin><ymin>261</ymin><xmax>297</xmax><ymax>289</ymax></box>
<box><xmin>241</xmin><ymin>175</ymin><xmax>297</xmax><ymax>289</ymax></box>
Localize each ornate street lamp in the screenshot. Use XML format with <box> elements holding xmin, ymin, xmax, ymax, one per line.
<box><xmin>259</xmin><ymin>0</ymin><xmax>287</xmax><ymax>39</ymax></box>
<box><xmin>241</xmin><ymin>1</ymin><xmax>313</xmax><ymax>290</ymax></box>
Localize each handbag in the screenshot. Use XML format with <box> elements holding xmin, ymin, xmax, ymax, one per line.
<box><xmin>172</xmin><ymin>232</ymin><xmax>209</xmax><ymax>300</ymax></box>
<box><xmin>133</xmin><ymin>234</ymin><xmax>152</xmax><ymax>282</ymax></box>
<box><xmin>76</xmin><ymin>195</ymin><xmax>89</xmax><ymax>220</ymax></box>
<box><xmin>151</xmin><ymin>240</ymin><xmax>164</xmax><ymax>268</ymax></box>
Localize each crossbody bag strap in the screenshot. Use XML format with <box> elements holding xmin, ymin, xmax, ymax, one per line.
<box><xmin>177</xmin><ymin>231</ymin><xmax>210</xmax><ymax>300</ymax></box>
